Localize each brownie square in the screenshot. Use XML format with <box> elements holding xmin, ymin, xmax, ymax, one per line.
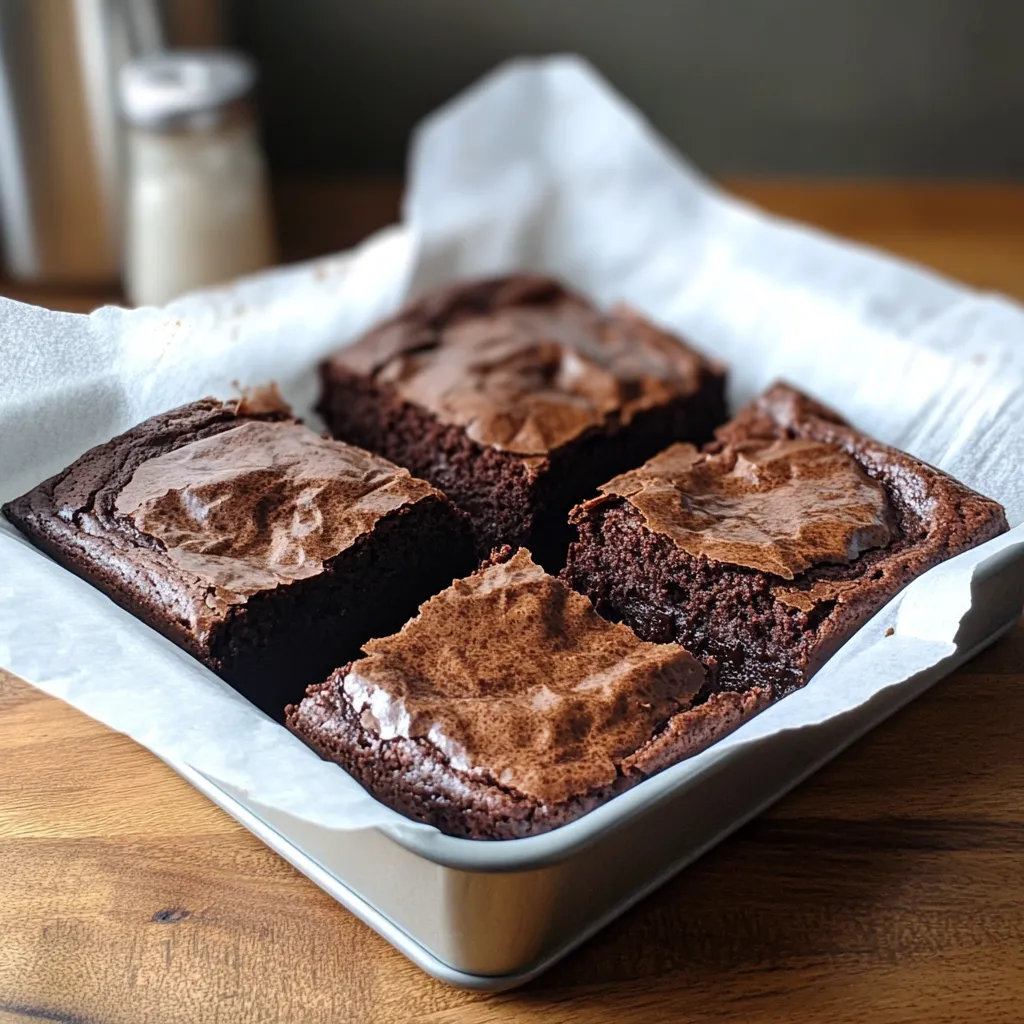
<box><xmin>3</xmin><ymin>395</ymin><xmax>475</xmax><ymax>720</ymax></box>
<box><xmin>564</xmin><ymin>383</ymin><xmax>1009</xmax><ymax>699</ymax></box>
<box><xmin>286</xmin><ymin>547</ymin><xmax>768</xmax><ymax>839</ymax></box>
<box><xmin>318</xmin><ymin>274</ymin><xmax>727</xmax><ymax>568</ymax></box>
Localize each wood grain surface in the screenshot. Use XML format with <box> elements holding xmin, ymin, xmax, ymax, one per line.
<box><xmin>2</xmin><ymin>181</ymin><xmax>1023</xmax><ymax>1023</ymax></box>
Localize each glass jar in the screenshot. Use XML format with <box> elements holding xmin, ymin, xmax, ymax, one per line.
<box><xmin>120</xmin><ymin>51</ymin><xmax>277</xmax><ymax>306</ymax></box>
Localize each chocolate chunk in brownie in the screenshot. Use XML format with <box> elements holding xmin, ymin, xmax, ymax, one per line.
<box><xmin>3</xmin><ymin>397</ymin><xmax>475</xmax><ymax>719</ymax></box>
<box><xmin>563</xmin><ymin>382</ymin><xmax>1009</xmax><ymax>698</ymax></box>
<box><xmin>317</xmin><ymin>274</ymin><xmax>727</xmax><ymax>568</ymax></box>
<box><xmin>286</xmin><ymin>548</ymin><xmax>767</xmax><ymax>839</ymax></box>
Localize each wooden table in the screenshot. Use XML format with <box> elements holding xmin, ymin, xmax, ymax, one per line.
<box><xmin>2</xmin><ymin>181</ymin><xmax>1023</xmax><ymax>1024</ymax></box>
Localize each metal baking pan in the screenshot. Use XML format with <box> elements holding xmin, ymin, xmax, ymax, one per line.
<box><xmin>164</xmin><ymin>540</ymin><xmax>1024</xmax><ymax>991</ymax></box>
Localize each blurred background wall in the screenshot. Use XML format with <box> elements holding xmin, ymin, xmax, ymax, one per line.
<box><xmin>225</xmin><ymin>0</ymin><xmax>1024</xmax><ymax>177</ymax></box>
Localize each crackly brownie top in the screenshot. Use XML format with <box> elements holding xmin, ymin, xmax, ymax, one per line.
<box><xmin>114</xmin><ymin>419</ymin><xmax>440</xmax><ymax>599</ymax></box>
<box><xmin>328</xmin><ymin>275</ymin><xmax>720</xmax><ymax>456</ymax></box>
<box><xmin>573</xmin><ymin>382</ymin><xmax>1008</xmax><ymax>618</ymax></box>
<box><xmin>581</xmin><ymin>437</ymin><xmax>895</xmax><ymax>579</ymax></box>
<box><xmin>336</xmin><ymin>548</ymin><xmax>704</xmax><ymax>805</ymax></box>
<box><xmin>11</xmin><ymin>397</ymin><xmax>442</xmax><ymax>632</ymax></box>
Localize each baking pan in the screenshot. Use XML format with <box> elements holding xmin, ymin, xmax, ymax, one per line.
<box><xmin>166</xmin><ymin>539</ymin><xmax>1024</xmax><ymax>990</ymax></box>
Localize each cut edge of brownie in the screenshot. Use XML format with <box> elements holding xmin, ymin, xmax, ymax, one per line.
<box><xmin>212</xmin><ymin>493</ymin><xmax>475</xmax><ymax>719</ymax></box>
<box><xmin>317</xmin><ymin>360</ymin><xmax>727</xmax><ymax>570</ymax></box>
<box><xmin>563</xmin><ymin>382</ymin><xmax>1009</xmax><ymax>699</ymax></box>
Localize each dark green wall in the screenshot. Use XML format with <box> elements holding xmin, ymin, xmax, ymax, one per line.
<box><xmin>230</xmin><ymin>0</ymin><xmax>1024</xmax><ymax>176</ymax></box>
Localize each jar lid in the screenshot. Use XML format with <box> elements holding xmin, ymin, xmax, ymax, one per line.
<box><xmin>120</xmin><ymin>50</ymin><xmax>256</xmax><ymax>130</ymax></box>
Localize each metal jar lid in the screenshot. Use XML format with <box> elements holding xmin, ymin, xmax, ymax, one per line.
<box><xmin>119</xmin><ymin>50</ymin><xmax>256</xmax><ymax>131</ymax></box>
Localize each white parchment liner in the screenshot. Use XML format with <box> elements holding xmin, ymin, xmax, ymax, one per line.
<box><xmin>1</xmin><ymin>57</ymin><xmax>1022</xmax><ymax>838</ymax></box>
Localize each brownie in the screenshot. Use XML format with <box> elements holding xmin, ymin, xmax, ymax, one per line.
<box><xmin>317</xmin><ymin>274</ymin><xmax>727</xmax><ymax>568</ymax></box>
<box><xmin>3</xmin><ymin>394</ymin><xmax>475</xmax><ymax>720</ymax></box>
<box><xmin>563</xmin><ymin>382</ymin><xmax>1009</xmax><ymax>699</ymax></box>
<box><xmin>286</xmin><ymin>547</ymin><xmax>768</xmax><ymax>840</ymax></box>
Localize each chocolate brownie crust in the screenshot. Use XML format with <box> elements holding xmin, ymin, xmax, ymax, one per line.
<box><xmin>290</xmin><ymin>666</ymin><xmax>768</xmax><ymax>840</ymax></box>
<box><xmin>287</xmin><ymin>548</ymin><xmax>768</xmax><ymax>839</ymax></box>
<box><xmin>288</xmin><ymin>674</ymin><xmax>634</xmax><ymax>839</ymax></box>
<box><xmin>3</xmin><ymin>398</ymin><xmax>289</xmax><ymax>665</ymax></box>
<box><xmin>564</xmin><ymin>383</ymin><xmax>1009</xmax><ymax>698</ymax></box>
<box><xmin>4</xmin><ymin>397</ymin><xmax>476</xmax><ymax>718</ymax></box>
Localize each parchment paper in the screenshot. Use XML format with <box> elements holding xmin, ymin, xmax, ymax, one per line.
<box><xmin>1</xmin><ymin>57</ymin><xmax>1022</xmax><ymax>838</ymax></box>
